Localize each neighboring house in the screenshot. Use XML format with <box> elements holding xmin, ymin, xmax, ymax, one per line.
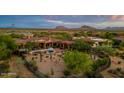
<box><xmin>72</xmin><ymin>36</ymin><xmax>85</xmax><ymax>40</ymax></box>
<box><xmin>87</xmin><ymin>37</ymin><xmax>111</xmax><ymax>47</ymax></box>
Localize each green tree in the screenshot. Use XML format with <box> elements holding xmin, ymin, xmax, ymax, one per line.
<box><xmin>0</xmin><ymin>61</ymin><xmax>10</xmax><ymax>74</ymax></box>
<box><xmin>73</xmin><ymin>32</ymin><xmax>82</xmax><ymax>37</ymax></box>
<box><xmin>72</xmin><ymin>39</ymin><xmax>91</xmax><ymax>52</ymax></box>
<box><xmin>92</xmin><ymin>57</ymin><xmax>109</xmax><ymax>71</ymax></box>
<box><xmin>63</xmin><ymin>51</ymin><xmax>93</xmax><ymax>75</ymax></box>
<box><xmin>29</xmin><ymin>60</ymin><xmax>38</xmax><ymax>71</ymax></box>
<box><xmin>0</xmin><ymin>43</ymin><xmax>11</xmax><ymax>60</ymax></box>
<box><xmin>86</xmin><ymin>31</ymin><xmax>92</xmax><ymax>36</ymax></box>
<box><xmin>10</xmin><ymin>33</ymin><xmax>24</xmax><ymax>39</ymax></box>
<box><xmin>25</xmin><ymin>42</ymin><xmax>39</xmax><ymax>50</ymax></box>
<box><xmin>120</xmin><ymin>41</ymin><xmax>124</xmax><ymax>47</ymax></box>
<box><xmin>0</xmin><ymin>35</ymin><xmax>17</xmax><ymax>51</ymax></box>
<box><xmin>103</xmin><ymin>32</ymin><xmax>116</xmax><ymax>39</ymax></box>
<box><xmin>0</xmin><ymin>35</ymin><xmax>17</xmax><ymax>60</ymax></box>
<box><xmin>95</xmin><ymin>45</ymin><xmax>115</xmax><ymax>56</ymax></box>
<box><xmin>112</xmin><ymin>39</ymin><xmax>121</xmax><ymax>47</ymax></box>
<box><xmin>54</xmin><ymin>32</ymin><xmax>72</xmax><ymax>40</ymax></box>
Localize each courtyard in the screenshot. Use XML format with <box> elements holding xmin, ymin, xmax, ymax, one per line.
<box><xmin>25</xmin><ymin>48</ymin><xmax>66</xmax><ymax>77</ymax></box>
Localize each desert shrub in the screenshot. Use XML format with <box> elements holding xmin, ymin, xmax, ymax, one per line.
<box><xmin>25</xmin><ymin>42</ymin><xmax>39</xmax><ymax>50</ymax></box>
<box><xmin>50</xmin><ymin>68</ymin><xmax>54</xmax><ymax>75</ymax></box>
<box><xmin>54</xmin><ymin>32</ymin><xmax>72</xmax><ymax>40</ymax></box>
<box><xmin>10</xmin><ymin>33</ymin><xmax>24</xmax><ymax>38</ymax></box>
<box><xmin>103</xmin><ymin>32</ymin><xmax>116</xmax><ymax>39</ymax></box>
<box><xmin>63</xmin><ymin>70</ymin><xmax>71</xmax><ymax>76</ymax></box>
<box><xmin>95</xmin><ymin>45</ymin><xmax>116</xmax><ymax>56</ymax></box>
<box><xmin>0</xmin><ymin>61</ymin><xmax>10</xmax><ymax>74</ymax></box>
<box><xmin>92</xmin><ymin>57</ymin><xmax>109</xmax><ymax>71</ymax></box>
<box><xmin>29</xmin><ymin>61</ymin><xmax>37</xmax><ymax>71</ymax></box>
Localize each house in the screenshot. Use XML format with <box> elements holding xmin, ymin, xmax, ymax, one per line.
<box><xmin>16</xmin><ymin>37</ymin><xmax>74</xmax><ymax>49</ymax></box>
<box><xmin>87</xmin><ymin>37</ymin><xmax>111</xmax><ymax>47</ymax></box>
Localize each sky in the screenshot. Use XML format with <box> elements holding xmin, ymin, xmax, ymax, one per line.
<box><xmin>0</xmin><ymin>15</ymin><xmax>124</xmax><ymax>28</ymax></box>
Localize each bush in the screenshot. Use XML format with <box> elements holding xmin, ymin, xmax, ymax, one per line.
<box><xmin>10</xmin><ymin>33</ymin><xmax>24</xmax><ymax>39</ymax></box>
<box><xmin>116</xmin><ymin>68</ymin><xmax>121</xmax><ymax>72</ymax></box>
<box><xmin>120</xmin><ymin>54</ymin><xmax>124</xmax><ymax>59</ymax></box>
<box><xmin>54</xmin><ymin>32</ymin><xmax>72</xmax><ymax>40</ymax></box>
<box><xmin>50</xmin><ymin>68</ymin><xmax>54</xmax><ymax>75</ymax></box>
<box><xmin>63</xmin><ymin>70</ymin><xmax>71</xmax><ymax>76</ymax></box>
<box><xmin>103</xmin><ymin>32</ymin><xmax>116</xmax><ymax>39</ymax></box>
<box><xmin>29</xmin><ymin>61</ymin><xmax>38</xmax><ymax>71</ymax></box>
<box><xmin>25</xmin><ymin>42</ymin><xmax>39</xmax><ymax>50</ymax></box>
<box><xmin>95</xmin><ymin>45</ymin><xmax>115</xmax><ymax>56</ymax></box>
<box><xmin>92</xmin><ymin>57</ymin><xmax>109</xmax><ymax>71</ymax></box>
<box><xmin>120</xmin><ymin>41</ymin><xmax>124</xmax><ymax>47</ymax></box>
<box><xmin>0</xmin><ymin>61</ymin><xmax>10</xmax><ymax>74</ymax></box>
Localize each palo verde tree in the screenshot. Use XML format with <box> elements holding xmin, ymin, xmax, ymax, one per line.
<box><xmin>120</xmin><ymin>41</ymin><xmax>124</xmax><ymax>47</ymax></box>
<box><xmin>0</xmin><ymin>35</ymin><xmax>17</xmax><ymax>60</ymax></box>
<box><xmin>94</xmin><ymin>45</ymin><xmax>116</xmax><ymax>56</ymax></box>
<box><xmin>54</xmin><ymin>32</ymin><xmax>72</xmax><ymax>40</ymax></box>
<box><xmin>103</xmin><ymin>32</ymin><xmax>116</xmax><ymax>39</ymax></box>
<box><xmin>63</xmin><ymin>51</ymin><xmax>93</xmax><ymax>75</ymax></box>
<box><xmin>25</xmin><ymin>42</ymin><xmax>39</xmax><ymax>51</ymax></box>
<box><xmin>72</xmin><ymin>39</ymin><xmax>91</xmax><ymax>52</ymax></box>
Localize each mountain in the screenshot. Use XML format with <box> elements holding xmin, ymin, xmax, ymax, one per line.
<box><xmin>105</xmin><ymin>27</ymin><xmax>124</xmax><ymax>30</ymax></box>
<box><xmin>55</xmin><ymin>25</ymin><xmax>96</xmax><ymax>31</ymax></box>
<box><xmin>80</xmin><ymin>25</ymin><xmax>96</xmax><ymax>30</ymax></box>
<box><xmin>55</xmin><ymin>26</ymin><xmax>68</xmax><ymax>30</ymax></box>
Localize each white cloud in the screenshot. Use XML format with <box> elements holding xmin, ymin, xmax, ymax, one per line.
<box><xmin>46</xmin><ymin>19</ymin><xmax>124</xmax><ymax>28</ymax></box>
<box><xmin>97</xmin><ymin>21</ymin><xmax>124</xmax><ymax>27</ymax></box>
<box><xmin>46</xmin><ymin>19</ymin><xmax>81</xmax><ymax>25</ymax></box>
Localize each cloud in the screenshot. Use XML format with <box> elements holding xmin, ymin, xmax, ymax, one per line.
<box><xmin>0</xmin><ymin>24</ymin><xmax>11</xmax><ymax>27</ymax></box>
<box><xmin>46</xmin><ymin>19</ymin><xmax>124</xmax><ymax>28</ymax></box>
<box><xmin>99</xmin><ymin>21</ymin><xmax>124</xmax><ymax>27</ymax></box>
<box><xmin>108</xmin><ymin>15</ymin><xmax>124</xmax><ymax>21</ymax></box>
<box><xmin>46</xmin><ymin>19</ymin><xmax>82</xmax><ymax>25</ymax></box>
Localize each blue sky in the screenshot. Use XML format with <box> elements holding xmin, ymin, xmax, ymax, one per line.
<box><xmin>0</xmin><ymin>15</ymin><xmax>124</xmax><ymax>28</ymax></box>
